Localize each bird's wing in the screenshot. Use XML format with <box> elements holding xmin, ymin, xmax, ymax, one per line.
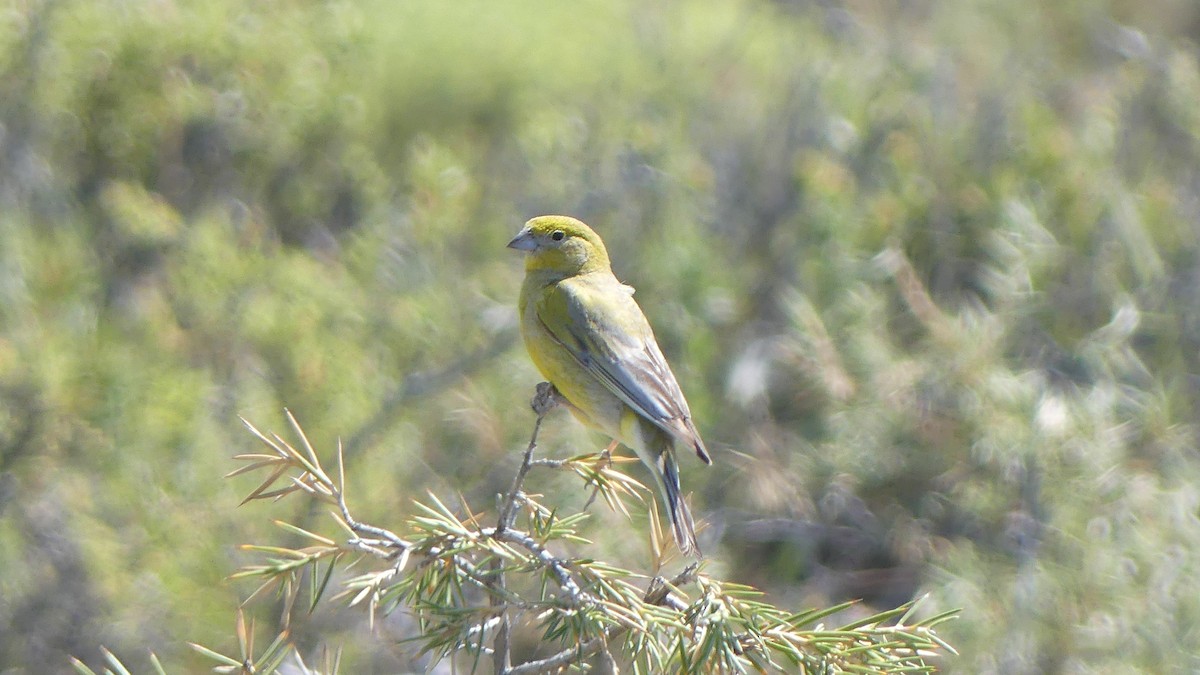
<box><xmin>536</xmin><ymin>274</ymin><xmax>710</xmax><ymax>462</ymax></box>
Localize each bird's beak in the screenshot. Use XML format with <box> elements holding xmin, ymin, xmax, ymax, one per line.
<box><xmin>506</xmin><ymin>228</ymin><xmax>537</xmax><ymax>251</ymax></box>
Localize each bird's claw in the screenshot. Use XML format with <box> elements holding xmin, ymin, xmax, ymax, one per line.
<box><xmin>531</xmin><ymin>381</ymin><xmax>564</xmax><ymax>417</ymax></box>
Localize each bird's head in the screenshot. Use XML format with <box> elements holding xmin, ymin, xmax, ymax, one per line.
<box><xmin>507</xmin><ymin>215</ymin><xmax>612</xmax><ymax>276</ymax></box>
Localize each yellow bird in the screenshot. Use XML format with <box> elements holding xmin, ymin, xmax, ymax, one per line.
<box><xmin>508</xmin><ymin>215</ymin><xmax>711</xmax><ymax>556</ymax></box>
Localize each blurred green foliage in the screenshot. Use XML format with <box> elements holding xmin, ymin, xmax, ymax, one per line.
<box><xmin>2</xmin><ymin>0</ymin><xmax>1199</xmax><ymax>672</ymax></box>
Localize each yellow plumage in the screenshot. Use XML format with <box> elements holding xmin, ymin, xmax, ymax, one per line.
<box><xmin>508</xmin><ymin>215</ymin><xmax>711</xmax><ymax>556</ymax></box>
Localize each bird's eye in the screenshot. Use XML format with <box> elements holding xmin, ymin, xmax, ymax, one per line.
<box><xmin>551</xmin><ymin>230</ymin><xmax>565</xmax><ymax>241</ymax></box>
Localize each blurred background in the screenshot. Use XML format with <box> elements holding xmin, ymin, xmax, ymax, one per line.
<box><xmin>2</xmin><ymin>0</ymin><xmax>1199</xmax><ymax>672</ymax></box>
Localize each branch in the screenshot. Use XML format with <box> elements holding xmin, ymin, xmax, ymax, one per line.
<box><xmin>488</xmin><ymin>528</ymin><xmax>594</xmax><ymax>607</ymax></box>
<box><xmin>228</xmin><ymin>408</ymin><xmax>958</xmax><ymax>674</ymax></box>
<box><xmin>286</xmin><ymin>332</ymin><xmax>517</xmax><ymax>551</ymax></box>
<box><xmin>496</xmin><ymin>382</ymin><xmax>563</xmax><ymax>533</ymax></box>
<box><xmin>491</xmin><ymin>382</ymin><xmax>564</xmax><ymax>674</ymax></box>
<box><xmin>504</xmin><ymin>564</ymin><xmax>700</xmax><ymax>675</ymax></box>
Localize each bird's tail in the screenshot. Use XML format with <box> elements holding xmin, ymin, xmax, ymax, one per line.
<box><xmin>657</xmin><ymin>450</ymin><xmax>700</xmax><ymax>557</ymax></box>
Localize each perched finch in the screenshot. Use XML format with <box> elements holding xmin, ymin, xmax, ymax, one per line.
<box><xmin>508</xmin><ymin>215</ymin><xmax>711</xmax><ymax>556</ymax></box>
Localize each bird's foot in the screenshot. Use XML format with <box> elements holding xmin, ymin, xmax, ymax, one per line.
<box><xmin>531</xmin><ymin>381</ymin><xmax>564</xmax><ymax>417</ymax></box>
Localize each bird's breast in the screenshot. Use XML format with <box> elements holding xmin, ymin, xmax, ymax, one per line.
<box><xmin>519</xmin><ymin>301</ymin><xmax>625</xmax><ymax>438</ymax></box>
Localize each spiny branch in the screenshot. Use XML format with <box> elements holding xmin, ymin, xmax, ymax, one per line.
<box><xmin>225</xmin><ymin>404</ymin><xmax>958</xmax><ymax>674</ymax></box>
<box><xmin>505</xmin><ymin>564</ymin><xmax>701</xmax><ymax>675</ymax></box>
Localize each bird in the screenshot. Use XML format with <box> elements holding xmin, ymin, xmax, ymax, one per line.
<box><xmin>508</xmin><ymin>215</ymin><xmax>711</xmax><ymax>556</ymax></box>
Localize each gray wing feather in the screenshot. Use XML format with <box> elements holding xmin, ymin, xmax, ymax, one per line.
<box><xmin>537</xmin><ymin>275</ymin><xmax>707</xmax><ymax>458</ymax></box>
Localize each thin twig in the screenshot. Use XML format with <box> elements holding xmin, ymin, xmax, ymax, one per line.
<box><xmin>284</xmin><ymin>333</ymin><xmax>518</xmax><ymax>549</ymax></box>
<box><xmin>488</xmin><ymin>528</ymin><xmax>593</xmax><ymax>607</ymax></box>
<box><xmin>497</xmin><ymin>382</ymin><xmax>562</xmax><ymax>532</ymax></box>
<box><xmin>333</xmin><ymin>443</ymin><xmax>413</xmax><ymax>555</ymax></box>
<box><xmin>504</xmin><ymin>564</ymin><xmax>700</xmax><ymax>675</ymax></box>
<box><xmin>582</xmin><ymin>440</ymin><xmax>617</xmax><ymax>511</ymax></box>
<box><xmin>491</xmin><ymin>583</ymin><xmax>511</xmax><ymax>675</ymax></box>
<box><xmin>491</xmin><ymin>382</ymin><xmax>563</xmax><ymax>675</ymax></box>
<box><xmin>527</xmin><ymin>458</ymin><xmax>568</xmax><ymax>468</ymax></box>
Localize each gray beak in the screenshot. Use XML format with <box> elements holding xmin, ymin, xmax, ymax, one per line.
<box><xmin>506</xmin><ymin>229</ymin><xmax>537</xmax><ymax>251</ymax></box>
